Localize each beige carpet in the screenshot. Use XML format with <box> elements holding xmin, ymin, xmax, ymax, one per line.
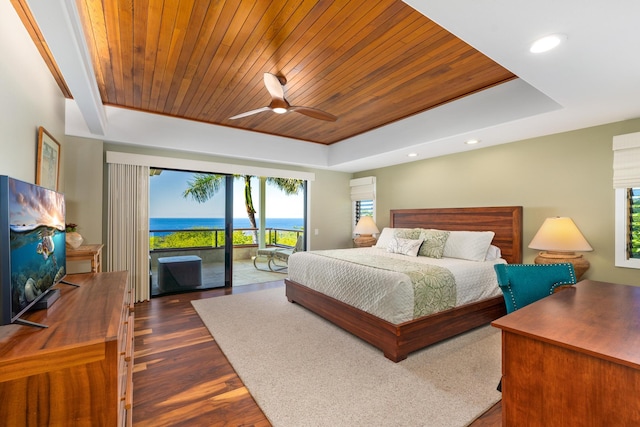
<box><xmin>192</xmin><ymin>287</ymin><xmax>502</xmax><ymax>427</ymax></box>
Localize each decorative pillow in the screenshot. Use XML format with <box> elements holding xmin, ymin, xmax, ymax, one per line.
<box><xmin>442</xmin><ymin>230</ymin><xmax>495</xmax><ymax>261</ymax></box>
<box><xmin>394</xmin><ymin>228</ymin><xmax>422</xmax><ymax>240</ymax></box>
<box><xmin>387</xmin><ymin>237</ymin><xmax>423</xmax><ymax>257</ymax></box>
<box><xmin>374</xmin><ymin>227</ymin><xmax>397</xmax><ymax>249</ymax></box>
<box><xmin>418</xmin><ymin>229</ymin><xmax>450</xmax><ymax>258</ymax></box>
<box><xmin>484</xmin><ymin>245</ymin><xmax>502</xmax><ymax>261</ymax></box>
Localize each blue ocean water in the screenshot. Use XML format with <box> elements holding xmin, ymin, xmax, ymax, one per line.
<box><xmin>10</xmin><ymin>226</ymin><xmax>66</xmax><ymax>317</ymax></box>
<box><xmin>150</xmin><ymin>217</ymin><xmax>303</xmax><ymax>232</ymax></box>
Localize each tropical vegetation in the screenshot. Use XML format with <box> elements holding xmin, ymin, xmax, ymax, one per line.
<box><xmin>183</xmin><ymin>174</ymin><xmax>304</xmax><ymax>232</ymax></box>
<box><xmin>149</xmin><ymin>227</ymin><xmax>301</xmax><ymax>250</ymax></box>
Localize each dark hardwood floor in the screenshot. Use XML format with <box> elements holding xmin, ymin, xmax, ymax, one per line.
<box><xmin>133</xmin><ymin>280</ymin><xmax>502</xmax><ymax>426</ymax></box>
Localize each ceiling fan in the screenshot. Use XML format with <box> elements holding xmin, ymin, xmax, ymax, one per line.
<box><xmin>229</xmin><ymin>73</ymin><xmax>337</xmax><ymax>122</ymax></box>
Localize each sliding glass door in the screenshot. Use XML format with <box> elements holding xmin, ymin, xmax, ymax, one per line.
<box><xmin>149</xmin><ymin>169</ymin><xmax>232</xmax><ymax>296</ymax></box>
<box><xmin>149</xmin><ymin>169</ymin><xmax>307</xmax><ymax>296</ymax></box>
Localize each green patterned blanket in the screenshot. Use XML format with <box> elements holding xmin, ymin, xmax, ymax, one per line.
<box><xmin>314</xmin><ymin>249</ymin><xmax>456</xmax><ymax>318</ymax></box>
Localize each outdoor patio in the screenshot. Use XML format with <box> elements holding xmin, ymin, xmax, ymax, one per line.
<box><xmin>149</xmin><ymin>251</ymin><xmax>286</xmax><ymax>296</ymax></box>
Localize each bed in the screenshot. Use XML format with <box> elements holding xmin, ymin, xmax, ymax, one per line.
<box><xmin>285</xmin><ymin>206</ymin><xmax>523</xmax><ymax>362</ymax></box>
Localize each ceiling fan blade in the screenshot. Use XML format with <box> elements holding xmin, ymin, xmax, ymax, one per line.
<box><xmin>263</xmin><ymin>73</ymin><xmax>285</xmax><ymax>100</ymax></box>
<box><xmin>289</xmin><ymin>106</ymin><xmax>337</xmax><ymax>122</ymax></box>
<box><xmin>229</xmin><ymin>106</ymin><xmax>271</xmax><ymax>120</ymax></box>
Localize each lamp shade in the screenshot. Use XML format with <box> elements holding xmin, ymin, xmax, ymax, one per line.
<box><xmin>354</xmin><ymin>216</ymin><xmax>379</xmax><ymax>236</ymax></box>
<box><xmin>528</xmin><ymin>217</ymin><xmax>593</xmax><ymax>252</ymax></box>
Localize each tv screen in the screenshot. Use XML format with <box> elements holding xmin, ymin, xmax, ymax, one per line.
<box><xmin>0</xmin><ymin>176</ymin><xmax>66</xmax><ymax>326</ymax></box>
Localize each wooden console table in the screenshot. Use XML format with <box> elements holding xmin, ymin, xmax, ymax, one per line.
<box><xmin>492</xmin><ymin>280</ymin><xmax>640</xmax><ymax>426</ymax></box>
<box><xmin>67</xmin><ymin>243</ymin><xmax>104</xmax><ymax>273</ymax></box>
<box><xmin>0</xmin><ymin>271</ymin><xmax>133</xmax><ymax>426</ymax></box>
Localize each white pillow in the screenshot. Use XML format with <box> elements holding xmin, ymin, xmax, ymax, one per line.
<box><xmin>387</xmin><ymin>237</ymin><xmax>423</xmax><ymax>257</ymax></box>
<box><xmin>375</xmin><ymin>228</ymin><xmax>408</xmax><ymax>249</ymax></box>
<box><xmin>442</xmin><ymin>230</ymin><xmax>495</xmax><ymax>261</ymax></box>
<box><xmin>484</xmin><ymin>245</ymin><xmax>502</xmax><ymax>261</ymax></box>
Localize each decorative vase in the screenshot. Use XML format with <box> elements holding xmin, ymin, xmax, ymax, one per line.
<box><xmin>66</xmin><ymin>232</ymin><xmax>83</xmax><ymax>249</ymax></box>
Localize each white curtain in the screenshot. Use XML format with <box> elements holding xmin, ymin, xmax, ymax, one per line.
<box><xmin>107</xmin><ymin>163</ymin><xmax>150</xmax><ymax>302</ymax></box>
<box><xmin>613</xmin><ymin>132</ymin><xmax>640</xmax><ymax>188</ymax></box>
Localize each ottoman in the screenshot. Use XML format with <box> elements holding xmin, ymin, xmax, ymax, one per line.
<box><xmin>157</xmin><ymin>255</ymin><xmax>202</xmax><ymax>292</ymax></box>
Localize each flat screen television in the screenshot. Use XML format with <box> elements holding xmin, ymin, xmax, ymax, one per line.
<box><xmin>0</xmin><ymin>176</ymin><xmax>67</xmax><ymax>327</ymax></box>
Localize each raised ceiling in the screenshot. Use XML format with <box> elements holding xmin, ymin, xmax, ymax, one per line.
<box><xmin>20</xmin><ymin>0</ymin><xmax>514</xmax><ymax>145</ymax></box>
<box><xmin>15</xmin><ymin>1</ymin><xmax>640</xmax><ymax>172</ymax></box>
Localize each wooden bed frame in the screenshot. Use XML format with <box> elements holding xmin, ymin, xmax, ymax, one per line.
<box><xmin>285</xmin><ymin>206</ymin><xmax>523</xmax><ymax>362</ymax></box>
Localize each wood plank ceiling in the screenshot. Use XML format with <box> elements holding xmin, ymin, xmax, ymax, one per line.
<box><xmin>21</xmin><ymin>0</ymin><xmax>516</xmax><ymax>145</ymax></box>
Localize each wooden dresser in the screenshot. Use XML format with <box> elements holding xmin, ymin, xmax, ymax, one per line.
<box><xmin>0</xmin><ymin>271</ymin><xmax>134</xmax><ymax>426</ymax></box>
<box><xmin>492</xmin><ymin>280</ymin><xmax>640</xmax><ymax>426</ymax></box>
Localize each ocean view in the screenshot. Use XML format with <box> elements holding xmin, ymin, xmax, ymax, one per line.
<box><xmin>150</xmin><ymin>217</ymin><xmax>304</xmax><ymax>232</ymax></box>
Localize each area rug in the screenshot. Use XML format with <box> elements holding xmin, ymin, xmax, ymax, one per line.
<box><xmin>192</xmin><ymin>287</ymin><xmax>502</xmax><ymax>427</ymax></box>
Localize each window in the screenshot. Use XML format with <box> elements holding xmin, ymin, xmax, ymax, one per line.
<box><xmin>616</xmin><ymin>188</ymin><xmax>640</xmax><ymax>264</ymax></box>
<box><xmin>350</xmin><ymin>177</ymin><xmax>376</xmax><ymax>230</ymax></box>
<box><xmin>628</xmin><ymin>189</ymin><xmax>640</xmax><ymax>258</ymax></box>
<box><xmin>354</xmin><ymin>199</ymin><xmax>374</xmax><ymax>227</ymax></box>
<box><xmin>613</xmin><ymin>132</ymin><xmax>640</xmax><ymax>268</ymax></box>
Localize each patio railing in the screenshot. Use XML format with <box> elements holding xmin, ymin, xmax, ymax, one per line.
<box><xmin>149</xmin><ymin>227</ymin><xmax>303</xmax><ymax>251</ymax></box>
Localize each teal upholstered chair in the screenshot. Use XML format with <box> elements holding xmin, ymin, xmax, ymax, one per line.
<box><xmin>493</xmin><ymin>262</ymin><xmax>577</xmax><ymax>392</ymax></box>
<box><xmin>494</xmin><ymin>263</ymin><xmax>577</xmax><ymax>314</ymax></box>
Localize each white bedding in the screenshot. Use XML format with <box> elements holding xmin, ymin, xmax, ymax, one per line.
<box><xmin>287</xmin><ymin>247</ymin><xmax>504</xmax><ymax>325</ymax></box>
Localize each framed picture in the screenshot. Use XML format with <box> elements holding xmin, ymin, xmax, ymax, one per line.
<box><xmin>36</xmin><ymin>127</ymin><xmax>61</xmax><ymax>191</ymax></box>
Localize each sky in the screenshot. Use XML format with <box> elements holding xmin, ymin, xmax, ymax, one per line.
<box><xmin>149</xmin><ymin>170</ymin><xmax>304</xmax><ymax>218</ymax></box>
<box><xmin>9</xmin><ymin>178</ymin><xmax>65</xmax><ymax>230</ymax></box>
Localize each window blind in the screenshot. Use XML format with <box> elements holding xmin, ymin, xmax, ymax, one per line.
<box><xmin>613</xmin><ymin>132</ymin><xmax>640</xmax><ymax>188</ymax></box>
<box><xmin>350</xmin><ymin>176</ymin><xmax>376</xmax><ymax>201</ymax></box>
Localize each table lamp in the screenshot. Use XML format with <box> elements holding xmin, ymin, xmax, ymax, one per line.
<box><xmin>353</xmin><ymin>216</ymin><xmax>379</xmax><ymax>247</ymax></box>
<box><xmin>528</xmin><ymin>217</ymin><xmax>593</xmax><ymax>280</ymax></box>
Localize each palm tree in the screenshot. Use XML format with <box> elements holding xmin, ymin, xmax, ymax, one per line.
<box><xmin>182</xmin><ymin>173</ymin><xmax>304</xmax><ymax>243</ymax></box>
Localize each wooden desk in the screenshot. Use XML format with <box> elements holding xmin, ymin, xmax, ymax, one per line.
<box><xmin>67</xmin><ymin>243</ymin><xmax>104</xmax><ymax>272</ymax></box>
<box><xmin>492</xmin><ymin>280</ymin><xmax>640</xmax><ymax>426</ymax></box>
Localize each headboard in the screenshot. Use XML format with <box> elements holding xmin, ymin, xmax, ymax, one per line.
<box><xmin>390</xmin><ymin>206</ymin><xmax>523</xmax><ymax>264</ymax></box>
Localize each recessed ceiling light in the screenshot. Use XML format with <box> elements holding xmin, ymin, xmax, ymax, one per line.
<box><xmin>408</xmin><ymin>153</ymin><xmax>418</xmax><ymax>157</ymax></box>
<box><xmin>530</xmin><ymin>34</ymin><xmax>566</xmax><ymax>53</ymax></box>
<box><xmin>465</xmin><ymin>139</ymin><xmax>480</xmax><ymax>145</ymax></box>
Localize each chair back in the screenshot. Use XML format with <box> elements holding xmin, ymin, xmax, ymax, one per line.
<box><xmin>272</xmin><ymin>235</ymin><xmax>305</xmax><ymax>264</ymax></box>
<box><xmin>293</xmin><ymin>234</ymin><xmax>305</xmax><ymax>253</ymax></box>
<box><xmin>494</xmin><ymin>263</ymin><xmax>576</xmax><ymax>313</ymax></box>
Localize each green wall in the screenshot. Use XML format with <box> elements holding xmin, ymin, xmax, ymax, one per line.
<box><xmin>0</xmin><ymin>1</ymin><xmax>65</xmax><ymax>185</ymax></box>
<box><xmin>355</xmin><ymin>119</ymin><xmax>640</xmax><ymax>286</ymax></box>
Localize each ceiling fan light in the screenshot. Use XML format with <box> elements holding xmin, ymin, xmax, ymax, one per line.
<box><xmin>272</xmin><ymin>107</ymin><xmax>287</xmax><ymax>114</ymax></box>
